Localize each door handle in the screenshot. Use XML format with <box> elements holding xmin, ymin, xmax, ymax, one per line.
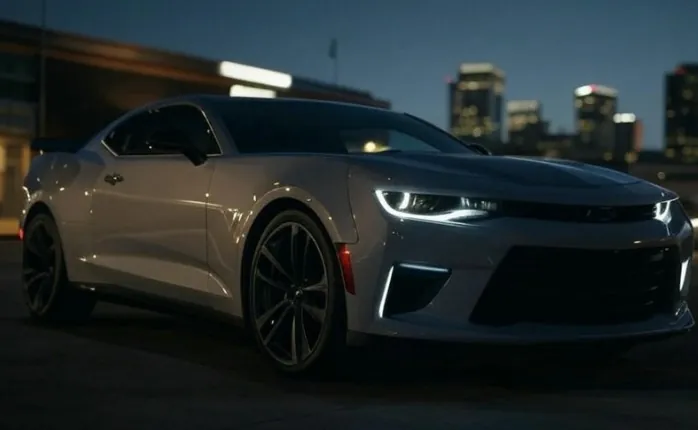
<box><xmin>104</xmin><ymin>173</ymin><xmax>124</xmax><ymax>185</ymax></box>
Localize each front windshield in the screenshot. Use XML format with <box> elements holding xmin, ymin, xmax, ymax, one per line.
<box><xmin>218</xmin><ymin>100</ymin><xmax>474</xmax><ymax>155</ymax></box>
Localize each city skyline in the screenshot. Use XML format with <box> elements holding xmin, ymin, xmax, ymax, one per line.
<box><xmin>454</xmin><ymin>63</ymin><xmax>637</xmax><ymax>143</ymax></box>
<box><xmin>1</xmin><ymin>0</ymin><xmax>694</xmax><ymax>152</ymax></box>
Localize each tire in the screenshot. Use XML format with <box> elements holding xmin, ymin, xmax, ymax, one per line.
<box><xmin>247</xmin><ymin>210</ymin><xmax>347</xmax><ymax>374</ymax></box>
<box><xmin>22</xmin><ymin>213</ymin><xmax>97</xmax><ymax>323</ymax></box>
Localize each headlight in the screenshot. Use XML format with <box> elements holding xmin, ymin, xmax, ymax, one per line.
<box><xmin>654</xmin><ymin>200</ymin><xmax>672</xmax><ymax>223</ymax></box>
<box><xmin>374</xmin><ymin>190</ymin><xmax>499</xmax><ymax>223</ymax></box>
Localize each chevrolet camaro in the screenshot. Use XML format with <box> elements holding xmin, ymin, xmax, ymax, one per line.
<box><xmin>19</xmin><ymin>95</ymin><xmax>694</xmax><ymax>373</ymax></box>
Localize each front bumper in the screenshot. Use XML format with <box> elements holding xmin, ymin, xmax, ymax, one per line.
<box><xmin>345</xmin><ymin>203</ymin><xmax>694</xmax><ymax>344</ymax></box>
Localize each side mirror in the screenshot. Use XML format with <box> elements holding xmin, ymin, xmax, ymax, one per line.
<box><xmin>179</xmin><ymin>146</ymin><xmax>208</xmax><ymax>167</ymax></box>
<box><xmin>463</xmin><ymin>141</ymin><xmax>492</xmax><ymax>155</ymax></box>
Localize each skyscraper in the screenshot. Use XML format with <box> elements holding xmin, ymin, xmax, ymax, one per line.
<box><xmin>613</xmin><ymin>113</ymin><xmax>642</xmax><ymax>163</ymax></box>
<box><xmin>664</xmin><ymin>63</ymin><xmax>698</xmax><ymax>161</ymax></box>
<box><xmin>449</xmin><ymin>63</ymin><xmax>504</xmax><ymax>142</ymax></box>
<box><xmin>574</xmin><ymin>84</ymin><xmax>617</xmax><ymax>154</ymax></box>
<box><xmin>507</xmin><ymin>100</ymin><xmax>544</xmax><ymax>152</ymax></box>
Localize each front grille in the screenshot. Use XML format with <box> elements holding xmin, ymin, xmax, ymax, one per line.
<box><xmin>470</xmin><ymin>246</ymin><xmax>680</xmax><ymax>326</ymax></box>
<box><xmin>502</xmin><ymin>201</ymin><xmax>656</xmax><ymax>223</ymax></box>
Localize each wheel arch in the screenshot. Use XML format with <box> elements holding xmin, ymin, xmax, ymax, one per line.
<box><xmin>239</xmin><ymin>196</ymin><xmax>341</xmax><ymax>328</ymax></box>
<box><xmin>22</xmin><ymin>201</ymin><xmax>55</xmax><ymax>231</ymax></box>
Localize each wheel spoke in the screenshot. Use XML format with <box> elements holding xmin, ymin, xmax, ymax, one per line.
<box><xmin>260</xmin><ymin>245</ymin><xmax>294</xmax><ymax>283</ymax></box>
<box><xmin>25</xmin><ymin>271</ymin><xmax>47</xmax><ymax>287</ymax></box>
<box><xmin>302</xmin><ymin>302</ymin><xmax>326</xmax><ymax>323</ymax></box>
<box><xmin>289</xmin><ymin>224</ymin><xmax>300</xmax><ymax>282</ymax></box>
<box><xmin>255</xmin><ymin>299</ymin><xmax>290</xmax><ymax>329</ymax></box>
<box><xmin>32</xmin><ymin>276</ymin><xmax>52</xmax><ymax>310</ymax></box>
<box><xmin>262</xmin><ymin>305</ymin><xmax>293</xmax><ymax>346</ymax></box>
<box><xmin>255</xmin><ymin>270</ymin><xmax>290</xmax><ymax>292</ymax></box>
<box><xmin>302</xmin><ymin>276</ymin><xmax>328</xmax><ymax>293</ymax></box>
<box><xmin>26</xmin><ymin>234</ymin><xmax>44</xmax><ymax>259</ymax></box>
<box><xmin>35</xmin><ymin>225</ymin><xmax>52</xmax><ymax>253</ymax></box>
<box><xmin>252</xmin><ymin>221</ymin><xmax>331</xmax><ymax>367</ymax></box>
<box><xmin>300</xmin><ymin>232</ymin><xmax>311</xmax><ymax>283</ymax></box>
<box><xmin>291</xmin><ymin>305</ymin><xmax>311</xmax><ymax>364</ymax></box>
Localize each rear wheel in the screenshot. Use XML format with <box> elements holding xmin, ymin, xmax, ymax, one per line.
<box><xmin>22</xmin><ymin>213</ymin><xmax>96</xmax><ymax>323</ymax></box>
<box><xmin>248</xmin><ymin>210</ymin><xmax>347</xmax><ymax>374</ymax></box>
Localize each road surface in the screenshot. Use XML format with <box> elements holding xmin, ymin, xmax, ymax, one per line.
<box><xmin>1</xmin><ymin>241</ymin><xmax>697</xmax><ymax>429</ymax></box>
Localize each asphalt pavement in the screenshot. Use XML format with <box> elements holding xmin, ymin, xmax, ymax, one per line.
<box><xmin>1</xmin><ymin>240</ymin><xmax>698</xmax><ymax>430</ymax></box>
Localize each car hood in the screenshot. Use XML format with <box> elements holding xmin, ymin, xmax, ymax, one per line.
<box><xmin>353</xmin><ymin>153</ymin><xmax>639</xmax><ymax>188</ymax></box>
<box><xmin>347</xmin><ymin>153</ymin><xmax>674</xmax><ymax>205</ymax></box>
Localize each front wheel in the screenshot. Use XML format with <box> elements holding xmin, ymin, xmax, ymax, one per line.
<box><xmin>248</xmin><ymin>210</ymin><xmax>347</xmax><ymax>374</ymax></box>
<box><xmin>22</xmin><ymin>213</ymin><xmax>96</xmax><ymax>323</ymax></box>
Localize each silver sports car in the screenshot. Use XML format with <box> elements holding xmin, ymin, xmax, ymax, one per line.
<box><xmin>20</xmin><ymin>95</ymin><xmax>694</xmax><ymax>373</ymax></box>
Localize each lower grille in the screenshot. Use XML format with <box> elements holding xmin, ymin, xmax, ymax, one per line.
<box><xmin>470</xmin><ymin>246</ymin><xmax>680</xmax><ymax>326</ymax></box>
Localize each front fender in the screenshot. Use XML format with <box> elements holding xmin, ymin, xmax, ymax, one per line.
<box><xmin>244</xmin><ymin>185</ymin><xmax>357</xmax><ymax>245</ymax></box>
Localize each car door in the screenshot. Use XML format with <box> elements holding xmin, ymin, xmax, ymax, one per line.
<box><xmin>89</xmin><ymin>104</ymin><xmax>221</xmax><ymax>304</ymax></box>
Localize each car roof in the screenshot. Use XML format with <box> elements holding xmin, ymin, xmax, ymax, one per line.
<box><xmin>142</xmin><ymin>94</ymin><xmax>392</xmax><ymax>115</ymax></box>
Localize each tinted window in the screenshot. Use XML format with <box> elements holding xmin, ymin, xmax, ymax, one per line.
<box><xmin>102</xmin><ymin>112</ymin><xmax>151</xmax><ymax>155</ymax></box>
<box><xmin>218</xmin><ymin>101</ymin><xmax>472</xmax><ymax>155</ymax></box>
<box><xmin>164</xmin><ymin>105</ymin><xmax>221</xmax><ymax>154</ymax></box>
<box><xmin>102</xmin><ymin>105</ymin><xmax>220</xmax><ymax>156</ymax></box>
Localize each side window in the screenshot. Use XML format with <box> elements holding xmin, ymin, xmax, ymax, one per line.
<box><xmin>114</xmin><ymin>111</ymin><xmax>178</xmax><ymax>156</ymax></box>
<box><xmin>102</xmin><ymin>105</ymin><xmax>221</xmax><ymax>156</ymax></box>
<box><xmin>159</xmin><ymin>105</ymin><xmax>221</xmax><ymax>155</ymax></box>
<box><xmin>102</xmin><ymin>112</ymin><xmax>150</xmax><ymax>155</ymax></box>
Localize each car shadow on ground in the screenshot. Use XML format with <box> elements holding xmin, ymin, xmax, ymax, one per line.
<box><xmin>29</xmin><ymin>302</ymin><xmax>698</xmax><ymax>404</ymax></box>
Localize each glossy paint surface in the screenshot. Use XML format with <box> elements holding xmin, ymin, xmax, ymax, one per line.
<box><xmin>20</xmin><ymin>96</ymin><xmax>694</xmax><ymax>344</ymax></box>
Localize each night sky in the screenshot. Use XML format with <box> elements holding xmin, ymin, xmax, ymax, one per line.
<box><xmin>2</xmin><ymin>0</ymin><xmax>696</xmax><ymax>150</ymax></box>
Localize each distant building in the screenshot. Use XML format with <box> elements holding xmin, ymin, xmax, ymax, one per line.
<box><xmin>449</xmin><ymin>63</ymin><xmax>504</xmax><ymax>142</ymax></box>
<box><xmin>507</xmin><ymin>100</ymin><xmax>545</xmax><ymax>152</ymax></box>
<box><xmin>613</xmin><ymin>113</ymin><xmax>642</xmax><ymax>164</ymax></box>
<box><xmin>664</xmin><ymin>63</ymin><xmax>698</xmax><ymax>162</ymax></box>
<box><xmin>537</xmin><ymin>132</ymin><xmax>575</xmax><ymax>158</ymax></box>
<box><xmin>574</xmin><ymin>84</ymin><xmax>618</xmax><ymax>154</ymax></box>
<box><xmin>0</xmin><ymin>19</ymin><xmax>390</xmax><ymax>236</ymax></box>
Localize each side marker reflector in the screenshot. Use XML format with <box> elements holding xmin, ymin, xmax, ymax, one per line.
<box><xmin>337</xmin><ymin>244</ymin><xmax>355</xmax><ymax>295</ymax></box>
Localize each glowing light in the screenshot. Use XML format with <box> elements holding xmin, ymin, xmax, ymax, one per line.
<box><xmin>507</xmin><ymin>100</ymin><xmax>540</xmax><ymax>113</ymax></box>
<box><xmin>375</xmin><ymin>190</ymin><xmax>491</xmax><ymax>223</ymax></box>
<box><xmin>363</xmin><ymin>141</ymin><xmax>378</xmax><ymax>152</ymax></box>
<box><xmin>574</xmin><ymin>84</ymin><xmax>618</xmax><ymax>98</ymax></box>
<box><xmin>378</xmin><ymin>266</ymin><xmax>394</xmax><ymax>318</ymax></box>
<box><xmin>613</xmin><ymin>113</ymin><xmax>636</xmax><ymax>123</ymax></box>
<box><xmin>680</xmin><ymin>259</ymin><xmax>690</xmax><ymax>291</ymax></box>
<box><xmin>229</xmin><ymin>85</ymin><xmax>276</xmax><ymax>98</ymax></box>
<box><xmin>459</xmin><ymin>63</ymin><xmax>505</xmax><ymax>78</ymax></box>
<box><xmin>654</xmin><ymin>201</ymin><xmax>672</xmax><ymax>223</ymax></box>
<box><xmin>218</xmin><ymin>61</ymin><xmax>292</xmax><ymax>89</ymax></box>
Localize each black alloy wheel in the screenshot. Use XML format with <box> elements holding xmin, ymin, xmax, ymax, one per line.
<box><xmin>22</xmin><ymin>213</ymin><xmax>96</xmax><ymax>323</ymax></box>
<box><xmin>249</xmin><ymin>210</ymin><xmax>346</xmax><ymax>373</ymax></box>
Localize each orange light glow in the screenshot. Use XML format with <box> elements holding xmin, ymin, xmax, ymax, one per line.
<box><xmin>337</xmin><ymin>244</ymin><xmax>355</xmax><ymax>295</ymax></box>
